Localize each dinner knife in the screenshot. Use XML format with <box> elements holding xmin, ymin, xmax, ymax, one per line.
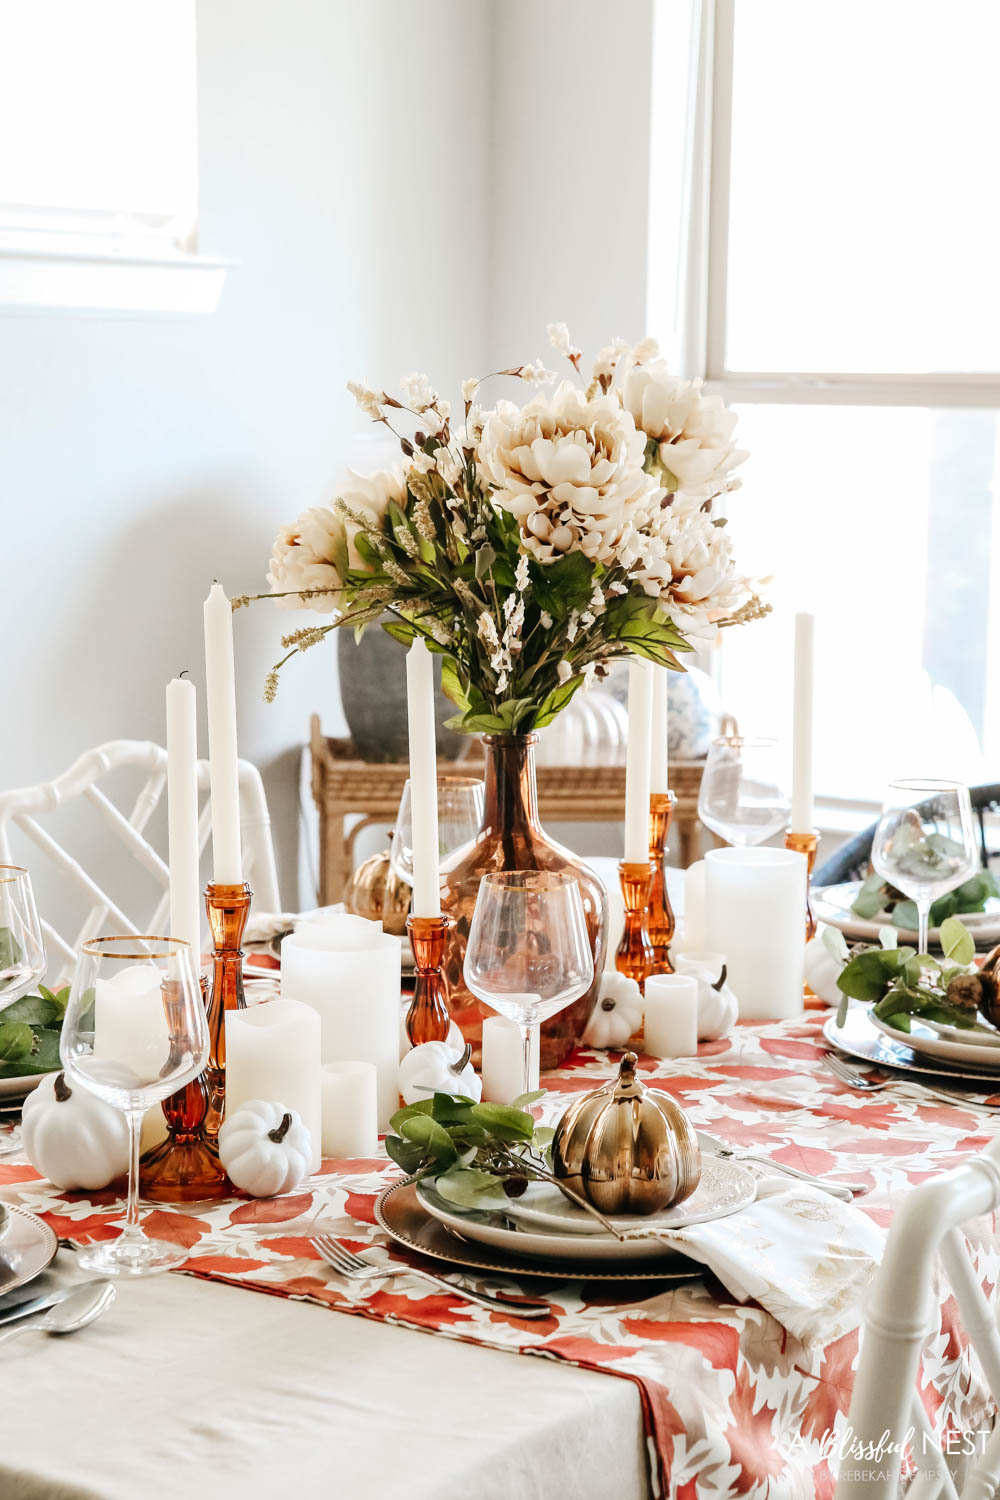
<box><xmin>0</xmin><ymin>1279</ymin><xmax>110</xmax><ymax>1328</ymax></box>
<box><xmin>697</xmin><ymin>1132</ymin><xmax>865</xmax><ymax>1201</ymax></box>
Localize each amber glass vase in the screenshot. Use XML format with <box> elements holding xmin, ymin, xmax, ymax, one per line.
<box><xmin>439</xmin><ymin>734</ymin><xmax>607</xmax><ymax>1069</ymax></box>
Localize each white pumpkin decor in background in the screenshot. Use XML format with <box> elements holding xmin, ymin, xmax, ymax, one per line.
<box><xmin>398</xmin><ymin>1039</ymin><xmax>482</xmax><ymax>1105</ymax></box>
<box><xmin>218</xmin><ymin>1100</ymin><xmax>313</xmax><ymax>1197</ymax></box>
<box><xmin>672</xmin><ymin>953</ymin><xmax>739</xmax><ymax>1041</ymax></box>
<box><xmin>804</xmin><ymin>927</ymin><xmax>850</xmax><ymax>1006</ymax></box>
<box><xmin>22</xmin><ymin>1071</ymin><xmax>131</xmax><ymax>1191</ymax></box>
<box><xmin>398</xmin><ymin>1009</ymin><xmax>464</xmax><ymax>1062</ymax></box>
<box><xmin>583</xmin><ymin>971</ymin><xmax>644</xmax><ymax>1050</ymax></box>
<box><xmin>534</xmin><ymin>688</ymin><xmax>629</xmax><ymax>768</ymax></box>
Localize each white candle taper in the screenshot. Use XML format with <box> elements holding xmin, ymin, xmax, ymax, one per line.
<box><xmin>624</xmin><ymin>657</ymin><xmax>653</xmax><ymax>864</ymax></box>
<box><xmin>790</xmin><ymin>611</ymin><xmax>815</xmax><ymax>832</ymax></box>
<box><xmin>166</xmin><ymin>676</ymin><xmax>201</xmax><ymax>956</ymax></box>
<box><xmin>203</xmin><ymin>583</ymin><xmax>243</xmax><ymax>884</ymax></box>
<box><xmin>405</xmin><ymin>637</ymin><xmax>441</xmax><ymax>917</ymax></box>
<box><xmin>650</xmin><ymin>665</ymin><xmax>669</xmax><ymax>796</ymax></box>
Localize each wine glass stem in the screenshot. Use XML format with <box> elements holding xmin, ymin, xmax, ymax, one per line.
<box><xmin>917</xmin><ymin>900</ymin><xmax>930</xmax><ymax>958</ymax></box>
<box><xmin>122</xmin><ymin>1109</ymin><xmax>144</xmax><ymax>1242</ymax></box>
<box><xmin>519</xmin><ymin>1022</ymin><xmax>535</xmax><ymax>1097</ymax></box>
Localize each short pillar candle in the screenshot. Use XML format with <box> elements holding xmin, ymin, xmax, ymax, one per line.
<box><xmin>643</xmin><ymin>974</ymin><xmax>699</xmax><ymax>1059</ymax></box>
<box><xmin>321</xmin><ymin>1061</ymin><xmax>378</xmax><ymax>1158</ymax></box>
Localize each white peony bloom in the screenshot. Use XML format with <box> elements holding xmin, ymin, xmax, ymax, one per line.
<box><xmin>267</xmin><ymin>508</ymin><xmax>345</xmax><ymax>614</ymax></box>
<box><xmin>477</xmin><ymin>381</ymin><xmax>661</xmax><ymax>566</ymax></box>
<box><xmin>634</xmin><ymin>506</ymin><xmax>751</xmax><ymax>631</ymax></box>
<box><xmin>622</xmin><ymin>360</ymin><xmax>747</xmax><ymax>500</ymax></box>
<box><xmin>339</xmin><ymin>468</ymin><xmax>406</xmax><ymax>538</ymax></box>
<box><xmin>400</xmin><ymin>372</ymin><xmax>436</xmax><ymax>411</ymax></box>
<box><xmin>546</xmin><ymin>322</ymin><xmax>581</xmax><ymax>361</ymax></box>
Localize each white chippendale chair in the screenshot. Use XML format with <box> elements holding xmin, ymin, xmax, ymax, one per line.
<box><xmin>0</xmin><ymin>740</ymin><xmax>280</xmax><ymax>975</ymax></box>
<box><xmin>836</xmin><ymin>1138</ymin><xmax>1000</xmax><ymax>1500</ymax></box>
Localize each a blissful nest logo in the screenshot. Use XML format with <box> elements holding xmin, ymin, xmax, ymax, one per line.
<box><xmin>784</xmin><ymin>1424</ymin><xmax>991</xmax><ymax>1478</ymax></box>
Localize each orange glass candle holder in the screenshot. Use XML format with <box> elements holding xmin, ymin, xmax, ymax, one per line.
<box><xmin>203</xmin><ymin>880</ymin><xmax>252</xmax><ymax>1138</ymax></box>
<box><xmin>785</xmin><ymin>830</ymin><xmax>820</xmax><ymax>942</ymax></box>
<box><xmin>648</xmin><ymin>791</ymin><xmax>676</xmax><ymax>974</ymax></box>
<box><xmin>615</xmin><ymin>860</ymin><xmax>655</xmax><ymax>990</ymax></box>
<box><xmin>405</xmin><ymin>914</ymin><xmax>454</xmax><ymax>1046</ymax></box>
<box><xmin>141</xmin><ymin>974</ymin><xmax>228</xmax><ymax>1202</ymax></box>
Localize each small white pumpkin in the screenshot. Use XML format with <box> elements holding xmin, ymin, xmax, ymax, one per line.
<box><xmin>672</xmin><ymin>953</ymin><xmax>739</xmax><ymax>1040</ymax></box>
<box><xmin>22</xmin><ymin>1070</ymin><xmax>131</xmax><ymax>1191</ymax></box>
<box><xmin>398</xmin><ymin>1009</ymin><xmax>463</xmax><ymax>1062</ymax></box>
<box><xmin>804</xmin><ymin>926</ymin><xmax>850</xmax><ymax>1006</ymax></box>
<box><xmin>218</xmin><ymin>1100</ymin><xmax>312</xmax><ymax>1197</ymax></box>
<box><xmin>398</xmin><ymin>1039</ymin><xmax>482</xmax><ymax>1105</ymax></box>
<box><xmin>583</xmin><ymin>971</ymin><xmax>644</xmax><ymax>1049</ymax></box>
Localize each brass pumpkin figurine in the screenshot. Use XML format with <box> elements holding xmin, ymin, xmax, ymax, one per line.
<box><xmin>344</xmin><ymin>847</ymin><xmax>410</xmax><ymax>936</ymax></box>
<box><xmin>553</xmin><ymin>1052</ymin><xmax>701</xmax><ymax>1216</ymax></box>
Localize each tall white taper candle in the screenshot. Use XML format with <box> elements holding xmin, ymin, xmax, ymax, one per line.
<box><xmin>405</xmin><ymin>637</ymin><xmax>441</xmax><ymax>917</ymax></box>
<box><xmin>650</xmin><ymin>666</ymin><xmax>669</xmax><ymax>795</ymax></box>
<box><xmin>166</xmin><ymin>677</ymin><xmax>201</xmax><ymax>955</ymax></box>
<box><xmin>624</xmin><ymin>657</ymin><xmax>653</xmax><ymax>864</ymax></box>
<box><xmin>791</xmin><ymin>611</ymin><xmax>815</xmax><ymax>831</ymax></box>
<box><xmin>203</xmin><ymin>583</ymin><xmax>243</xmax><ymax>884</ymax></box>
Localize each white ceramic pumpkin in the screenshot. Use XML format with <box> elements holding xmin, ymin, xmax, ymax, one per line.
<box><xmin>21</xmin><ymin>1071</ymin><xmax>131</xmax><ymax>1191</ymax></box>
<box><xmin>804</xmin><ymin>927</ymin><xmax>850</xmax><ymax>1006</ymax></box>
<box><xmin>398</xmin><ymin>1039</ymin><xmax>482</xmax><ymax>1104</ymax></box>
<box><xmin>672</xmin><ymin>953</ymin><xmax>739</xmax><ymax>1040</ymax></box>
<box><xmin>398</xmin><ymin>1010</ymin><xmax>463</xmax><ymax>1062</ymax></box>
<box><xmin>218</xmin><ymin>1100</ymin><xmax>312</xmax><ymax>1197</ymax></box>
<box><xmin>583</xmin><ymin>971</ymin><xmax>644</xmax><ymax>1049</ymax></box>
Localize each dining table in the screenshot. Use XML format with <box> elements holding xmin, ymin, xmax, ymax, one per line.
<box><xmin>2</xmin><ymin>876</ymin><xmax>999</xmax><ymax>1499</ymax></box>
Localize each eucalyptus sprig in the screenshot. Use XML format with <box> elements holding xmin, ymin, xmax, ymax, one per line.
<box><xmin>832</xmin><ymin>916</ymin><xmax>998</xmax><ymax>1034</ymax></box>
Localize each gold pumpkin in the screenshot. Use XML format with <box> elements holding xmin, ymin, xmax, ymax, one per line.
<box><xmin>344</xmin><ymin>849</ymin><xmax>410</xmax><ymax>936</ymax></box>
<box><xmin>552</xmin><ymin>1052</ymin><xmax>701</xmax><ymax>1215</ymax></box>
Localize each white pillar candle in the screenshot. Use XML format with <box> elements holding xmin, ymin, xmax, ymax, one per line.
<box><xmin>225</xmin><ymin>998</ymin><xmax>322</xmax><ymax>1173</ymax></box>
<box><xmin>790</xmin><ymin>611</ymin><xmax>815</xmax><ymax>832</ymax></box>
<box><xmin>624</xmin><ymin>657</ymin><xmax>653</xmax><ymax>864</ymax></box>
<box><xmin>677</xmin><ymin>860</ymin><xmax>707</xmax><ymax>953</ymax></box>
<box><xmin>166</xmin><ymin>676</ymin><xmax>201</xmax><ymax>956</ymax></box>
<box><xmin>481</xmin><ymin>1014</ymin><xmax>540</xmax><ymax>1104</ymax></box>
<box><xmin>280</xmin><ymin>918</ymin><xmax>400</xmax><ymax>1129</ymax></box>
<box><xmin>203</xmin><ymin>583</ymin><xmax>243</xmax><ymax>884</ymax></box>
<box><xmin>321</xmin><ymin>1061</ymin><xmax>378</xmax><ymax>1158</ymax></box>
<box><xmin>704</xmin><ymin>847</ymin><xmax>807</xmax><ymax>1021</ymax></box>
<box><xmin>650</xmin><ymin>666</ymin><xmax>670</xmax><ymax>796</ymax></box>
<box><xmin>405</xmin><ymin>637</ymin><xmax>441</xmax><ymax>917</ymax></box>
<box><xmin>94</xmin><ymin>964</ymin><xmax>171</xmax><ymax>1087</ymax></box>
<box><xmin>644</xmin><ymin>974</ymin><xmax>699</xmax><ymax>1058</ymax></box>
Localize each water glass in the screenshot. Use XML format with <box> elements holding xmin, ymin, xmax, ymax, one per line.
<box><xmin>871</xmin><ymin>779</ymin><xmax>979</xmax><ymax>955</ymax></box>
<box><xmin>697</xmin><ymin>736</ymin><xmax>791</xmax><ymax>847</ymax></box>
<box><xmin>0</xmin><ymin>866</ymin><xmax>45</xmax><ymax>1015</ymax></box>
<box><xmin>390</xmin><ymin>776</ymin><xmax>485</xmax><ymax>887</ymax></box>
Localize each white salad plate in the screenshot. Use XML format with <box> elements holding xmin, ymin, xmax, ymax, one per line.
<box><xmin>813</xmin><ymin>882</ymin><xmax>1000</xmax><ymax>948</ymax></box>
<box><xmin>868</xmin><ymin>1009</ymin><xmax>1000</xmax><ymax>1070</ymax></box>
<box><xmin>416</xmin><ymin>1157</ymin><xmax>757</xmax><ymax>1265</ymax></box>
<box><xmin>824</xmin><ymin>1007</ymin><xmax>1000</xmax><ymax>1086</ymax></box>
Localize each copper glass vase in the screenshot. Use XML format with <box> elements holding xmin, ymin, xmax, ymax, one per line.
<box><xmin>439</xmin><ymin>733</ymin><xmax>607</xmax><ymax>1069</ymax></box>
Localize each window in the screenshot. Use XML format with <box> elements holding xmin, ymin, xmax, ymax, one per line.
<box><xmin>672</xmin><ymin>0</ymin><xmax>1000</xmax><ymax>805</ymax></box>
<box><xmin>0</xmin><ymin>0</ymin><xmax>229</xmax><ymax>313</ymax></box>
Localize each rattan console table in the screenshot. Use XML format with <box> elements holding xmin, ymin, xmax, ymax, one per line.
<box><xmin>310</xmin><ymin>715</ymin><xmax>709</xmax><ymax>904</ymax></box>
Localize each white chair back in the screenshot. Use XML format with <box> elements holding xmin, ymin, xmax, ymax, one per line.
<box><xmin>836</xmin><ymin>1138</ymin><xmax>1000</xmax><ymax>1500</ymax></box>
<box><xmin>0</xmin><ymin>739</ymin><xmax>280</xmax><ymax>975</ymax></box>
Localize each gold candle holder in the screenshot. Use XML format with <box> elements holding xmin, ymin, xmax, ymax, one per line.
<box><xmin>141</xmin><ymin>974</ymin><xmax>229</xmax><ymax>1202</ymax></box>
<box><xmin>615</xmin><ymin>860</ymin><xmax>655</xmax><ymax>990</ymax></box>
<box><xmin>202</xmin><ymin>880</ymin><xmax>252</xmax><ymax>1138</ymax></box>
<box><xmin>405</xmin><ymin>914</ymin><xmax>454</xmax><ymax>1046</ymax></box>
<box><xmin>785</xmin><ymin>830</ymin><xmax>820</xmax><ymax>942</ymax></box>
<box><xmin>648</xmin><ymin>791</ymin><xmax>676</xmax><ymax>974</ymax></box>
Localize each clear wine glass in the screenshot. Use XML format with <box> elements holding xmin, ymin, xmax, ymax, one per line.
<box><xmin>697</xmin><ymin>736</ymin><xmax>791</xmax><ymax>847</ymax></box>
<box><xmin>871</xmin><ymin>778</ymin><xmax>980</xmax><ymax>956</ymax></box>
<box><xmin>60</xmin><ymin>935</ymin><xmax>208</xmax><ymax>1277</ymax></box>
<box><xmin>0</xmin><ymin>866</ymin><xmax>45</xmax><ymax>1015</ymax></box>
<box><xmin>463</xmin><ymin>871</ymin><xmax>594</xmax><ymax>1095</ymax></box>
<box><xmin>390</xmin><ymin>776</ymin><xmax>485</xmax><ymax>886</ymax></box>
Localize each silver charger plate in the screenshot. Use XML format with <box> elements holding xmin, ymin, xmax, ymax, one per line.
<box><xmin>824</xmin><ymin>1006</ymin><xmax>1000</xmax><ymax>1088</ymax></box>
<box><xmin>0</xmin><ymin>1205</ymin><xmax>58</xmax><ymax>1294</ymax></box>
<box><xmin>375</xmin><ymin>1180</ymin><xmax>702</xmax><ymax>1283</ymax></box>
<box><xmin>814</xmin><ymin>882</ymin><xmax>1000</xmax><ymax>948</ymax></box>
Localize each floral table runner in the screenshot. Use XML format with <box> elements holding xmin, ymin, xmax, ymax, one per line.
<box><xmin>2</xmin><ymin>1015</ymin><xmax>997</xmax><ymax>1500</ymax></box>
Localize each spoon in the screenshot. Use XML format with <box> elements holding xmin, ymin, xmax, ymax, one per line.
<box><xmin>0</xmin><ymin>1279</ymin><xmax>116</xmax><ymax>1349</ymax></box>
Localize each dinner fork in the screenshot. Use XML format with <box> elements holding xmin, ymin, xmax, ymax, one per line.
<box><xmin>310</xmin><ymin>1235</ymin><xmax>552</xmax><ymax>1319</ymax></box>
<box><xmin>822</xmin><ymin>1051</ymin><xmax>1000</xmax><ymax>1111</ymax></box>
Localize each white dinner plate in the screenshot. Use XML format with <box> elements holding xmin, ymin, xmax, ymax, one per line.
<box><xmin>813</xmin><ymin>882</ymin><xmax>1000</xmax><ymax>948</ymax></box>
<box><xmin>868</xmin><ymin>1009</ymin><xmax>1000</xmax><ymax>1069</ymax></box>
<box><xmin>824</xmin><ymin>1007</ymin><xmax>1000</xmax><ymax>1086</ymax></box>
<box><xmin>416</xmin><ymin>1157</ymin><xmax>756</xmax><ymax>1265</ymax></box>
<box><xmin>0</xmin><ymin>1205</ymin><xmax>58</xmax><ymax>1294</ymax></box>
<box><xmin>0</xmin><ymin>1073</ymin><xmax>44</xmax><ymax>1101</ymax></box>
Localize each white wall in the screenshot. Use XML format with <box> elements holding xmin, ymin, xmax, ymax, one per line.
<box><xmin>0</xmin><ymin>0</ymin><xmax>490</xmax><ymax>912</ymax></box>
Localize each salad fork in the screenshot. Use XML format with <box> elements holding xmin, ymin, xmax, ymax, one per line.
<box><xmin>822</xmin><ymin>1051</ymin><xmax>1000</xmax><ymax>1111</ymax></box>
<box><xmin>310</xmin><ymin>1235</ymin><xmax>552</xmax><ymax>1319</ymax></box>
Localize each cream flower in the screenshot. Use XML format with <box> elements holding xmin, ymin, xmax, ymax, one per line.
<box><xmin>267</xmin><ymin>508</ymin><xmax>345</xmax><ymax>614</ymax></box>
<box><xmin>400</xmin><ymin>372</ymin><xmax>436</xmax><ymax>411</ymax></box>
<box><xmin>477</xmin><ymin>381</ymin><xmax>661</xmax><ymax>566</ymax></box>
<box><xmin>518</xmin><ymin>361</ymin><xmax>556</xmax><ymax>385</ymax></box>
<box><xmin>462</xmin><ymin>377</ymin><xmax>479</xmax><ymax>404</ymax></box>
<box><xmin>347</xmin><ymin>381</ymin><xmax>384</xmax><ymax>420</ymax></box>
<box><xmin>634</xmin><ymin>507</ymin><xmax>751</xmax><ymax>633</ymax></box>
<box><xmin>338</xmin><ymin>468</ymin><xmax>406</xmax><ymax>540</ymax></box>
<box><xmin>622</xmin><ymin>361</ymin><xmax>747</xmax><ymax>500</ymax></box>
<box><xmin>546</xmin><ymin>322</ymin><xmax>581</xmax><ymax>361</ymax></box>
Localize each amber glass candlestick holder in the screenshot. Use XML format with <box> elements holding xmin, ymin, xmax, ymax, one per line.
<box><xmin>648</xmin><ymin>791</ymin><xmax>676</xmax><ymax>974</ymax></box>
<box><xmin>615</xmin><ymin>860</ymin><xmax>655</xmax><ymax>989</ymax></box>
<box><xmin>785</xmin><ymin>831</ymin><xmax>820</xmax><ymax>942</ymax></box>
<box><xmin>141</xmin><ymin>974</ymin><xmax>229</xmax><ymax>1202</ymax></box>
<box><xmin>405</xmin><ymin>914</ymin><xmax>454</xmax><ymax>1046</ymax></box>
<box><xmin>202</xmin><ymin>881</ymin><xmax>252</xmax><ymax>1138</ymax></box>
